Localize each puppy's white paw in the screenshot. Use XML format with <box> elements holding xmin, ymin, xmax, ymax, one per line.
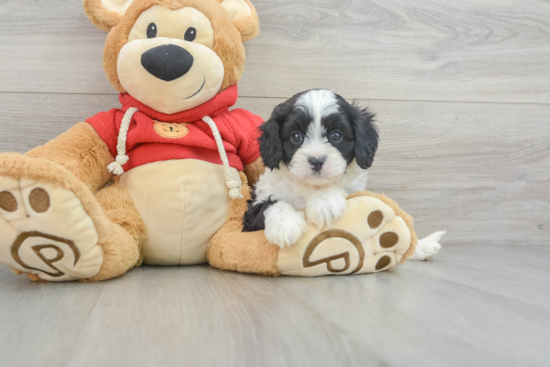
<box><xmin>264</xmin><ymin>202</ymin><xmax>308</xmax><ymax>248</ymax></box>
<box><xmin>306</xmin><ymin>192</ymin><xmax>347</xmax><ymax>228</ymax></box>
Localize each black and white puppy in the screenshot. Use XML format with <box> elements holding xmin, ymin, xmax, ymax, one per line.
<box><xmin>243</xmin><ymin>89</ymin><xmax>379</xmax><ymax>248</ymax></box>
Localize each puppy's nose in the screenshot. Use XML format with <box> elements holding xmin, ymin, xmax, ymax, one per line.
<box><xmin>308</xmin><ymin>157</ymin><xmax>326</xmax><ymax>173</ymax></box>
<box><xmin>141</xmin><ymin>44</ymin><xmax>194</xmax><ymax>81</ymax></box>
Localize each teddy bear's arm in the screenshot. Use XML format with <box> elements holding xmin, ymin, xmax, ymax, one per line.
<box><xmin>25</xmin><ymin>122</ymin><xmax>114</xmax><ymax>193</ymax></box>
<box><xmin>243</xmin><ymin>157</ymin><xmax>265</xmax><ymax>187</ymax></box>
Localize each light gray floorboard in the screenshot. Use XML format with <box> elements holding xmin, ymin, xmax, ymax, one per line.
<box><xmin>1</xmin><ymin>93</ymin><xmax>548</xmax><ymax>245</ymax></box>
<box><xmin>1</xmin><ymin>244</ymin><xmax>549</xmax><ymax>367</ymax></box>
<box><xmin>1</xmin><ymin>0</ymin><xmax>550</xmax><ymax>103</ymax></box>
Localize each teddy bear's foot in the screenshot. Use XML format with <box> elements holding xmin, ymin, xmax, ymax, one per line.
<box><xmin>277</xmin><ymin>193</ymin><xmax>416</xmax><ymax>276</ymax></box>
<box><xmin>0</xmin><ymin>158</ymin><xmax>103</xmax><ymax>281</ymax></box>
<box><xmin>0</xmin><ymin>177</ymin><xmax>103</xmax><ymax>281</ymax></box>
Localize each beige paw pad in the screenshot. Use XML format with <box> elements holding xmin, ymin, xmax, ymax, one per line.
<box><xmin>277</xmin><ymin>195</ymin><xmax>413</xmax><ymax>276</ymax></box>
<box><xmin>368</xmin><ymin>216</ymin><xmax>412</xmax><ymax>261</ymax></box>
<box><xmin>0</xmin><ymin>191</ymin><xmax>18</xmax><ymax>212</ymax></box>
<box><xmin>0</xmin><ymin>177</ymin><xmax>103</xmax><ymax>281</ymax></box>
<box><xmin>341</xmin><ymin>197</ymin><xmax>411</xmax><ymax>274</ymax></box>
<box><xmin>360</xmin><ymin>253</ymin><xmax>396</xmax><ymax>273</ymax></box>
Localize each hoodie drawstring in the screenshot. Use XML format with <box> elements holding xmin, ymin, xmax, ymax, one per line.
<box><xmin>201</xmin><ymin>116</ymin><xmax>243</xmax><ymax>200</ymax></box>
<box><xmin>106</xmin><ymin>108</ymin><xmax>242</xmax><ymax>200</ymax></box>
<box><xmin>107</xmin><ymin>107</ymin><xmax>138</xmax><ymax>176</ymax></box>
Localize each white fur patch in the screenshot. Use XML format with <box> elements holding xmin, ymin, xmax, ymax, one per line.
<box><xmin>295</xmin><ymin>89</ymin><xmax>339</xmax><ymax>122</ymax></box>
<box><xmin>305</xmin><ymin>188</ymin><xmax>348</xmax><ymax>228</ymax></box>
<box><xmin>288</xmin><ymin>142</ymin><xmax>347</xmax><ymax>186</ymax></box>
<box><xmin>409</xmin><ymin>231</ymin><xmax>445</xmax><ymax>261</ymax></box>
<box><xmin>340</xmin><ymin>160</ymin><xmax>369</xmax><ymax>193</ymax></box>
<box><xmin>264</xmin><ymin>201</ymin><xmax>308</xmax><ymax>248</ymax></box>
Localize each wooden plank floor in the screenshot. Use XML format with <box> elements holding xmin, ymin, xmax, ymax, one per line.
<box><xmin>1</xmin><ymin>244</ymin><xmax>550</xmax><ymax>367</ymax></box>
<box><xmin>0</xmin><ymin>0</ymin><xmax>549</xmax><ymax>366</ymax></box>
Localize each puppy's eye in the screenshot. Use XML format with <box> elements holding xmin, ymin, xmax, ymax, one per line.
<box><xmin>184</xmin><ymin>27</ymin><xmax>197</xmax><ymax>42</ymax></box>
<box><xmin>329</xmin><ymin>130</ymin><xmax>343</xmax><ymax>143</ymax></box>
<box><xmin>147</xmin><ymin>23</ymin><xmax>157</xmax><ymax>38</ymax></box>
<box><xmin>290</xmin><ymin>131</ymin><xmax>303</xmax><ymax>144</ymax></box>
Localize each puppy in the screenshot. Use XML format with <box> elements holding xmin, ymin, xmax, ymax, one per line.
<box><xmin>243</xmin><ymin>89</ymin><xmax>379</xmax><ymax>248</ymax></box>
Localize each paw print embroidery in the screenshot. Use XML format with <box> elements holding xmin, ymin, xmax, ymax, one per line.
<box><xmin>302</xmin><ymin>229</ymin><xmax>365</xmax><ymax>273</ymax></box>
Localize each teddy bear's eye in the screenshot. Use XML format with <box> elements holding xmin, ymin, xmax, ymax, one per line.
<box><xmin>184</xmin><ymin>27</ymin><xmax>197</xmax><ymax>42</ymax></box>
<box><xmin>147</xmin><ymin>23</ymin><xmax>157</xmax><ymax>38</ymax></box>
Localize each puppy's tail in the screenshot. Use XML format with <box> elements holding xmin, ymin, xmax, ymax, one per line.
<box><xmin>409</xmin><ymin>230</ymin><xmax>446</xmax><ymax>261</ymax></box>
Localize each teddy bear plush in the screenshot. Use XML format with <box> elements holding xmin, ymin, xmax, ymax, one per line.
<box><xmin>0</xmin><ymin>0</ymin><xmax>418</xmax><ymax>282</ymax></box>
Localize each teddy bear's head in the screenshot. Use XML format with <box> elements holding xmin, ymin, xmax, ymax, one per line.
<box><xmin>84</xmin><ymin>0</ymin><xmax>259</xmax><ymax>114</ymax></box>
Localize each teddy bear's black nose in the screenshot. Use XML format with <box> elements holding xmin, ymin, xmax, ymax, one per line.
<box><xmin>141</xmin><ymin>45</ymin><xmax>194</xmax><ymax>82</ymax></box>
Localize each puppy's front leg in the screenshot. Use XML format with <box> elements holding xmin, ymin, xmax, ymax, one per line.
<box><xmin>306</xmin><ymin>189</ymin><xmax>347</xmax><ymax>228</ymax></box>
<box><xmin>264</xmin><ymin>202</ymin><xmax>308</xmax><ymax>248</ymax></box>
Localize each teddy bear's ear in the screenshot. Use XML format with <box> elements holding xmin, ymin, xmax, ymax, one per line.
<box><xmin>83</xmin><ymin>0</ymin><xmax>135</xmax><ymax>32</ymax></box>
<box><xmin>220</xmin><ymin>0</ymin><xmax>260</xmax><ymax>42</ymax></box>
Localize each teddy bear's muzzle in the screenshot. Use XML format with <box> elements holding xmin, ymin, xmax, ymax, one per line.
<box><xmin>141</xmin><ymin>44</ymin><xmax>194</xmax><ymax>82</ymax></box>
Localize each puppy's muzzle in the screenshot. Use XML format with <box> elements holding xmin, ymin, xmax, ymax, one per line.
<box><xmin>308</xmin><ymin>156</ymin><xmax>326</xmax><ymax>173</ymax></box>
<box><xmin>141</xmin><ymin>44</ymin><xmax>194</xmax><ymax>82</ymax></box>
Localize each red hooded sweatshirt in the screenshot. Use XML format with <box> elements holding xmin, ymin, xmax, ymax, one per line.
<box><xmin>86</xmin><ymin>85</ymin><xmax>262</xmax><ymax>172</ymax></box>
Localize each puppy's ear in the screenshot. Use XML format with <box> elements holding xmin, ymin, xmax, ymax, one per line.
<box><xmin>83</xmin><ymin>0</ymin><xmax>134</xmax><ymax>31</ymax></box>
<box><xmin>352</xmin><ymin>104</ymin><xmax>379</xmax><ymax>169</ymax></box>
<box><xmin>258</xmin><ymin>99</ymin><xmax>294</xmax><ymax>170</ymax></box>
<box><xmin>220</xmin><ymin>0</ymin><xmax>260</xmax><ymax>42</ymax></box>
<box><xmin>258</xmin><ymin>119</ymin><xmax>283</xmax><ymax>170</ymax></box>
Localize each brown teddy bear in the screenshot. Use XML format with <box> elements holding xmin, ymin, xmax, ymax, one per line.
<box><xmin>0</xmin><ymin>0</ymin><xmax>418</xmax><ymax>282</ymax></box>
